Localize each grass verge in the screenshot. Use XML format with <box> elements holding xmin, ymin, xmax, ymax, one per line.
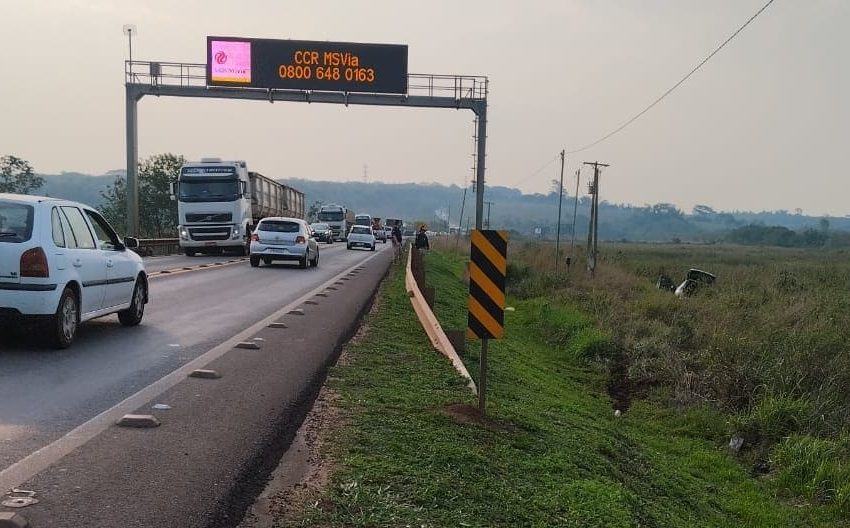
<box><xmin>278</xmin><ymin>250</ymin><xmax>840</xmax><ymax>527</ymax></box>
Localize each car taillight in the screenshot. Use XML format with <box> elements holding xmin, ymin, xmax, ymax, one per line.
<box><xmin>20</xmin><ymin>247</ymin><xmax>49</xmax><ymax>278</ymax></box>
<box><xmin>251</xmin><ymin>233</ymin><xmax>259</xmax><ymax>242</ymax></box>
<box><xmin>296</xmin><ymin>235</ymin><xmax>306</xmax><ymax>244</ymax></box>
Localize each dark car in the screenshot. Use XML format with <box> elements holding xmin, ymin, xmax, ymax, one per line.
<box><xmin>309</xmin><ymin>222</ymin><xmax>334</xmax><ymax>244</ymax></box>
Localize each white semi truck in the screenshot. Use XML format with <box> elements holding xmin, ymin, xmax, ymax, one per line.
<box><xmin>317</xmin><ymin>203</ymin><xmax>355</xmax><ymax>241</ymax></box>
<box><xmin>173</xmin><ymin>158</ymin><xmax>304</xmax><ymax>256</ymax></box>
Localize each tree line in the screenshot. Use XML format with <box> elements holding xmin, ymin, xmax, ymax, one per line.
<box><xmin>1</xmin><ymin>153</ymin><xmax>182</xmax><ymax>239</ymax></box>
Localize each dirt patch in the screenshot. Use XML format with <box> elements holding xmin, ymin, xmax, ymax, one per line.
<box><xmin>606</xmin><ymin>349</ymin><xmax>632</xmax><ymax>413</ymax></box>
<box><xmin>439</xmin><ymin>403</ymin><xmax>516</xmax><ymax>432</ymax></box>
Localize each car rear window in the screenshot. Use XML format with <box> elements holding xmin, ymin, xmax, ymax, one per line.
<box><xmin>0</xmin><ymin>201</ymin><xmax>34</xmax><ymax>243</ymax></box>
<box><xmin>351</xmin><ymin>226</ymin><xmax>371</xmax><ymax>235</ymax></box>
<box><xmin>259</xmin><ymin>220</ymin><xmax>300</xmax><ymax>233</ymax></box>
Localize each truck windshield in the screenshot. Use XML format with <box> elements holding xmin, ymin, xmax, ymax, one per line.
<box><xmin>318</xmin><ymin>211</ymin><xmax>344</xmax><ymax>222</ymax></box>
<box><xmin>178</xmin><ymin>179</ymin><xmax>239</xmax><ymax>202</ymax></box>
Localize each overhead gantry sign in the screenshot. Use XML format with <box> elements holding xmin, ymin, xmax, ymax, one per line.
<box><xmin>207</xmin><ymin>37</ymin><xmax>408</xmax><ymax>94</ymax></box>
<box><xmin>125</xmin><ymin>37</ymin><xmax>488</xmax><ymax>236</ymax></box>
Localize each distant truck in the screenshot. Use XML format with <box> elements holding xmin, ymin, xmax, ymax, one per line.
<box><xmin>354</xmin><ymin>214</ymin><xmax>372</xmax><ymax>227</ymax></box>
<box><xmin>317</xmin><ymin>203</ymin><xmax>355</xmax><ymax>241</ymax></box>
<box><xmin>173</xmin><ymin>158</ymin><xmax>304</xmax><ymax>256</ymax></box>
<box><xmin>371</xmin><ymin>217</ymin><xmax>387</xmax><ymax>243</ymax></box>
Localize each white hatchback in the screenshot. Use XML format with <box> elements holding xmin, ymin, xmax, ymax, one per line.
<box><xmin>0</xmin><ymin>193</ymin><xmax>148</xmax><ymax>348</ymax></box>
<box><xmin>249</xmin><ymin>217</ymin><xmax>319</xmax><ymax>268</ymax></box>
<box><xmin>346</xmin><ymin>225</ymin><xmax>376</xmax><ymax>251</ymax></box>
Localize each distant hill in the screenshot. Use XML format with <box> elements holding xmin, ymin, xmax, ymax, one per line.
<box><xmin>40</xmin><ymin>172</ymin><xmax>118</xmax><ymax>208</ymax></box>
<box><xmin>34</xmin><ymin>171</ymin><xmax>850</xmax><ymax>243</ymax></box>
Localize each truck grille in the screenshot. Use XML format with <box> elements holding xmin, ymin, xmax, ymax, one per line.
<box><xmin>189</xmin><ymin>227</ymin><xmax>231</xmax><ymax>241</ymax></box>
<box><xmin>186</xmin><ymin>213</ymin><xmax>232</xmax><ymax>223</ymax></box>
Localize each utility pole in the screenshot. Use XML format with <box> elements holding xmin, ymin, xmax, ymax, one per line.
<box><xmin>455</xmin><ymin>184</ymin><xmax>468</xmax><ymax>250</ymax></box>
<box><xmin>567</xmin><ymin>167</ymin><xmax>581</xmax><ymax>272</ymax></box>
<box><xmin>484</xmin><ymin>201</ymin><xmax>494</xmax><ymax>228</ymax></box>
<box><xmin>554</xmin><ymin>150</ymin><xmax>565</xmax><ymax>273</ymax></box>
<box><xmin>123</xmin><ymin>24</ymin><xmax>139</xmax><ymax>236</ymax></box>
<box><xmin>582</xmin><ymin>161</ymin><xmax>609</xmax><ymax>277</ymax></box>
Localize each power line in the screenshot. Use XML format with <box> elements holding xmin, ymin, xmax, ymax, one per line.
<box><xmin>565</xmin><ymin>0</ymin><xmax>777</xmax><ymax>155</ymax></box>
<box><xmin>525</xmin><ymin>154</ymin><xmax>560</xmax><ymax>182</ymax></box>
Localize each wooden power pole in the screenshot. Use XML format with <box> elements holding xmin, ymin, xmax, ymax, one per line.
<box><xmin>582</xmin><ymin>161</ymin><xmax>609</xmax><ymax>277</ymax></box>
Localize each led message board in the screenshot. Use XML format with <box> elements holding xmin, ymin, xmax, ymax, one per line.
<box><xmin>207</xmin><ymin>37</ymin><xmax>408</xmax><ymax>94</ymax></box>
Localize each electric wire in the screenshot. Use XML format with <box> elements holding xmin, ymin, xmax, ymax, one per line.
<box><xmin>563</xmin><ymin>0</ymin><xmax>777</xmax><ymax>155</ymax></box>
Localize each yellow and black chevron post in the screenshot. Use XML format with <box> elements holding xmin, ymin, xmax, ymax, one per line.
<box><xmin>467</xmin><ymin>230</ymin><xmax>508</xmax><ymax>340</ymax></box>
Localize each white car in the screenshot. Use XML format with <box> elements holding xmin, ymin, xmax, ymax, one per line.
<box><xmin>347</xmin><ymin>225</ymin><xmax>376</xmax><ymax>251</ymax></box>
<box><xmin>0</xmin><ymin>193</ymin><xmax>148</xmax><ymax>348</ymax></box>
<box><xmin>249</xmin><ymin>217</ymin><xmax>319</xmax><ymax>268</ymax></box>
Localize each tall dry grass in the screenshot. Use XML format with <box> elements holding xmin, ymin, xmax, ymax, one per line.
<box><xmin>435</xmin><ymin>236</ymin><xmax>850</xmax><ymax>510</ymax></box>
<box><xmin>462</xmin><ymin>239</ymin><xmax>850</xmax><ymax>437</ymax></box>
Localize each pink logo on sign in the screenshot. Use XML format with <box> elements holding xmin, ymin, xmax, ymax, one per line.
<box><xmin>209</xmin><ymin>40</ymin><xmax>251</xmax><ymax>84</ymax></box>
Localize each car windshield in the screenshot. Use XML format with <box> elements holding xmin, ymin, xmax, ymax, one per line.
<box><xmin>351</xmin><ymin>226</ymin><xmax>371</xmax><ymax>235</ymax></box>
<box><xmin>311</xmin><ymin>223</ymin><xmax>329</xmax><ymax>230</ymax></box>
<box><xmin>259</xmin><ymin>220</ymin><xmax>300</xmax><ymax>233</ymax></box>
<box><xmin>0</xmin><ymin>201</ymin><xmax>34</xmax><ymax>243</ymax></box>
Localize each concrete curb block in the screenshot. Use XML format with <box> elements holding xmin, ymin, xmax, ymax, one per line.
<box><xmin>404</xmin><ymin>247</ymin><xmax>477</xmax><ymax>395</ymax></box>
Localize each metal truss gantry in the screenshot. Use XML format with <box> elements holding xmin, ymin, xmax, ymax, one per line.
<box><xmin>125</xmin><ymin>61</ymin><xmax>489</xmax><ymax>236</ymax></box>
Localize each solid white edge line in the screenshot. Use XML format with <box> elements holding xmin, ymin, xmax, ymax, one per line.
<box><xmin>0</xmin><ymin>246</ymin><xmax>388</xmax><ymax>492</ymax></box>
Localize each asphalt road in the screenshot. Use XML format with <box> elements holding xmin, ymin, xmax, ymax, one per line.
<box><xmin>0</xmin><ymin>241</ymin><xmax>394</xmax><ymax>526</ymax></box>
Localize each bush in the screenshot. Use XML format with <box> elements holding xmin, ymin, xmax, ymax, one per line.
<box><xmin>772</xmin><ymin>434</ymin><xmax>850</xmax><ymax>511</ymax></box>
<box><xmin>731</xmin><ymin>394</ymin><xmax>813</xmax><ymax>447</ymax></box>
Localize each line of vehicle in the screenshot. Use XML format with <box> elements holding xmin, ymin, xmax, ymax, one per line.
<box><xmin>0</xmin><ymin>247</ymin><xmax>386</xmax><ymax>492</ymax></box>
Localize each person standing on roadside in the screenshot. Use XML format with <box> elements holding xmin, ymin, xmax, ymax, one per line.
<box><xmin>414</xmin><ymin>225</ymin><xmax>430</xmax><ymax>251</ymax></box>
<box><xmin>391</xmin><ymin>224</ymin><xmax>403</xmax><ymax>262</ymax></box>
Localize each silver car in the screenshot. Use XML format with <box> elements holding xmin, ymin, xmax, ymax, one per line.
<box><xmin>346</xmin><ymin>225</ymin><xmax>376</xmax><ymax>251</ymax></box>
<box><xmin>249</xmin><ymin>217</ymin><xmax>318</xmax><ymax>268</ymax></box>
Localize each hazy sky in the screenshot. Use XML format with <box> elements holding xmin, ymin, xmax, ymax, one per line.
<box><xmin>1</xmin><ymin>1</ymin><xmax>848</xmax><ymax>215</ymax></box>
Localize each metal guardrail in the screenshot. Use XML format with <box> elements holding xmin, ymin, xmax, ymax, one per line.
<box><xmin>125</xmin><ymin>61</ymin><xmax>488</xmax><ymax>102</ymax></box>
<box><xmin>136</xmin><ymin>238</ymin><xmax>180</xmax><ymax>257</ymax></box>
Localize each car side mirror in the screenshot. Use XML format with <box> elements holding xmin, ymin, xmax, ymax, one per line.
<box><xmin>124</xmin><ymin>237</ymin><xmax>140</xmax><ymax>249</ymax></box>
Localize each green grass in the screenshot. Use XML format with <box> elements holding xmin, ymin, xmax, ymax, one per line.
<box><xmin>279</xmin><ymin>250</ymin><xmax>843</xmax><ymax>527</ymax></box>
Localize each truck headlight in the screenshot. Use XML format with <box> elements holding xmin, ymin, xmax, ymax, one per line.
<box><xmin>179</xmin><ymin>227</ymin><xmax>189</xmax><ymax>240</ymax></box>
<box><xmin>231</xmin><ymin>226</ymin><xmax>241</xmax><ymax>239</ymax></box>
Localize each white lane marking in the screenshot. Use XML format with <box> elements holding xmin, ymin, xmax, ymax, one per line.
<box><xmin>0</xmin><ymin>248</ymin><xmax>387</xmax><ymax>492</ymax></box>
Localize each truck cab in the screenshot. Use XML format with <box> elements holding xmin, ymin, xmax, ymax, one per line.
<box><xmin>174</xmin><ymin>159</ymin><xmax>252</xmax><ymax>256</ymax></box>
<box><xmin>317</xmin><ymin>204</ymin><xmax>354</xmax><ymax>242</ymax></box>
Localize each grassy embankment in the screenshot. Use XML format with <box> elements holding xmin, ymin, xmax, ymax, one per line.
<box><xmin>504</xmin><ymin>241</ymin><xmax>850</xmax><ymax>512</ymax></box>
<box><xmin>279</xmin><ymin>245</ymin><xmax>842</xmax><ymax>527</ymax></box>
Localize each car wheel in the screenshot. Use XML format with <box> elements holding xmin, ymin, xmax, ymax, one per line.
<box><xmin>184</xmin><ymin>249</ymin><xmax>195</xmax><ymax>257</ymax></box>
<box><xmin>299</xmin><ymin>253</ymin><xmax>308</xmax><ymax>269</ymax></box>
<box><xmin>383</xmin><ymin>239</ymin><xmax>387</xmax><ymax>244</ymax></box>
<box><xmin>311</xmin><ymin>250</ymin><xmax>319</xmax><ymax>267</ymax></box>
<box><xmin>118</xmin><ymin>278</ymin><xmax>146</xmax><ymax>327</ymax></box>
<box><xmin>371</xmin><ymin>244</ymin><xmax>376</xmax><ymax>251</ymax></box>
<box><xmin>327</xmin><ymin>238</ymin><xmax>333</xmax><ymax>245</ymax></box>
<box><xmin>48</xmin><ymin>287</ymin><xmax>79</xmax><ymax>349</ymax></box>
<box><xmin>347</xmin><ymin>244</ymin><xmax>352</xmax><ymax>250</ymax></box>
<box><xmin>250</xmin><ymin>256</ymin><xmax>260</xmax><ymax>267</ymax></box>
<box><xmin>263</xmin><ymin>257</ymin><xmax>272</xmax><ymax>265</ymax></box>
